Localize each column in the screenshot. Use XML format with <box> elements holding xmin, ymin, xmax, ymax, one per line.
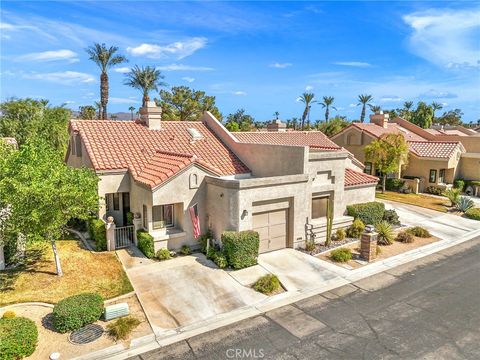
<box><xmin>360</xmin><ymin>230</ymin><xmax>378</xmax><ymax>262</ymax></box>
<box><xmin>106</xmin><ymin>216</ymin><xmax>116</xmax><ymax>251</ymax></box>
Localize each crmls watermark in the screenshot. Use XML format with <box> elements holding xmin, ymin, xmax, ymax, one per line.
<box><xmin>225</xmin><ymin>348</ymin><xmax>265</xmax><ymax>359</ymax></box>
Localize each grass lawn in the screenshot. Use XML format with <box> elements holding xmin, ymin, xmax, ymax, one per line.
<box><xmin>0</xmin><ymin>236</ymin><xmax>133</xmax><ymax>306</ymax></box>
<box><xmin>376</xmin><ymin>191</ymin><xmax>448</xmax><ymax>213</ymax></box>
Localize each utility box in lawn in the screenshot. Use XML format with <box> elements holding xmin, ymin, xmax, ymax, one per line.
<box><xmin>104</xmin><ymin>303</ymin><xmax>129</xmax><ymax>321</ymax></box>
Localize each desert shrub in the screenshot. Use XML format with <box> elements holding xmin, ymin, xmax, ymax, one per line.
<box><xmin>334</xmin><ymin>228</ymin><xmax>346</xmax><ymax>241</ymax></box>
<box><xmin>465</xmin><ymin>208</ymin><xmax>480</xmax><ymax>221</ymax></box>
<box><xmin>425</xmin><ymin>186</ymin><xmax>443</xmax><ymax>195</ymax></box>
<box><xmin>213</xmin><ymin>251</ymin><xmax>228</xmax><ymax>268</ymax></box>
<box><xmin>385</xmin><ymin>178</ymin><xmax>405</xmax><ymax>191</ymax></box>
<box><xmin>89</xmin><ymin>218</ymin><xmax>107</xmax><ymax>251</ymax></box>
<box><xmin>406</xmin><ymin>226</ymin><xmax>431</xmax><ymax>238</ymax></box>
<box><xmin>444</xmin><ymin>188</ymin><xmax>461</xmax><ymax>207</ymax></box>
<box><xmin>375</xmin><ymin>221</ymin><xmax>395</xmax><ymax>245</ymax></box>
<box><xmin>137</xmin><ymin>230</ymin><xmax>155</xmax><ymax>258</ymax></box>
<box><xmin>0</xmin><ymin>317</ymin><xmax>38</xmax><ymax>360</ymax></box>
<box><xmin>330</xmin><ymin>248</ymin><xmax>353</xmax><ymax>262</ymax></box>
<box><xmin>453</xmin><ymin>179</ymin><xmax>465</xmax><ymax>191</ymax></box>
<box><xmin>456</xmin><ymin>196</ymin><xmax>474</xmax><ymax>212</ymax></box>
<box><xmin>2</xmin><ymin>311</ymin><xmax>15</xmax><ymax>319</ymax></box>
<box><xmin>395</xmin><ymin>231</ymin><xmax>414</xmax><ymax>243</ymax></box>
<box><xmin>346</xmin><ymin>218</ymin><xmax>365</xmax><ymax>238</ymax></box>
<box><xmin>347</xmin><ymin>202</ymin><xmax>385</xmax><ymax>225</ymax></box>
<box><xmin>179</xmin><ymin>245</ymin><xmax>192</xmax><ymax>255</ymax></box>
<box><xmin>156</xmin><ymin>248</ymin><xmax>171</xmax><ymax>261</ymax></box>
<box><xmin>383</xmin><ymin>209</ymin><xmax>400</xmax><ymax>225</ymax></box>
<box><xmin>52</xmin><ymin>293</ymin><xmax>104</xmax><ymax>333</ymax></box>
<box><xmin>198</xmin><ymin>229</ymin><xmax>213</xmax><ymax>254</ymax></box>
<box><xmin>222</xmin><ymin>230</ymin><xmax>260</xmax><ymax>269</ymax></box>
<box><xmin>253</xmin><ymin>274</ymin><xmax>281</xmax><ymax>295</ymax></box>
<box><xmin>106</xmin><ymin>316</ymin><xmax>140</xmax><ymax>341</ymax></box>
<box><xmin>305</xmin><ymin>240</ymin><xmax>316</xmax><ymax>251</ymax></box>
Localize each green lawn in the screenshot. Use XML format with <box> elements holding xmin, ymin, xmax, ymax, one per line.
<box><xmin>376</xmin><ymin>191</ymin><xmax>448</xmax><ymax>213</ymax></box>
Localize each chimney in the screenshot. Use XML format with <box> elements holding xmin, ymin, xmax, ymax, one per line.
<box><xmin>267</xmin><ymin>119</ymin><xmax>287</xmax><ymax>132</ymax></box>
<box><xmin>139</xmin><ymin>101</ymin><xmax>162</xmax><ymax>130</ymax></box>
<box><xmin>369</xmin><ymin>111</ymin><xmax>389</xmax><ymax>129</ymax></box>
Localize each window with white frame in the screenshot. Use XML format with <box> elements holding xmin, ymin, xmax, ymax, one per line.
<box><xmin>152</xmin><ymin>204</ymin><xmax>174</xmax><ymax>229</ymax></box>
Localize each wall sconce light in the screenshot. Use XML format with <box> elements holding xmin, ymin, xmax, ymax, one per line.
<box><xmin>241</xmin><ymin>210</ymin><xmax>248</xmax><ymax>218</ymax></box>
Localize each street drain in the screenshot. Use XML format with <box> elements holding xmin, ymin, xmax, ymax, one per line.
<box><xmin>69</xmin><ymin>324</ymin><xmax>104</xmax><ymax>345</ymax></box>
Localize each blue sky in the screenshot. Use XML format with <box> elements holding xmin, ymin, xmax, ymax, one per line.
<box><xmin>1</xmin><ymin>1</ymin><xmax>479</xmax><ymax>122</ymax></box>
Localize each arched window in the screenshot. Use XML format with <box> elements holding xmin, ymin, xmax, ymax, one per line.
<box><xmin>189</xmin><ymin>173</ymin><xmax>199</xmax><ymax>189</ymax></box>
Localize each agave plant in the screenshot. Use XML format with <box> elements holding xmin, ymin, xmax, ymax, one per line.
<box><xmin>444</xmin><ymin>188</ymin><xmax>461</xmax><ymax>207</ymax></box>
<box><xmin>455</xmin><ymin>196</ymin><xmax>474</xmax><ymax>212</ymax></box>
<box><xmin>375</xmin><ymin>221</ymin><xmax>395</xmax><ymax>245</ymax></box>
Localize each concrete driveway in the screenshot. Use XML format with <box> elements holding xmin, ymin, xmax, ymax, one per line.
<box><xmin>381</xmin><ymin>199</ymin><xmax>480</xmax><ymax>240</ymax></box>
<box><xmin>125</xmin><ymin>254</ymin><xmax>265</xmax><ymax>332</ymax></box>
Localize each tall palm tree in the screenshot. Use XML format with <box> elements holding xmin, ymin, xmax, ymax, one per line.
<box><xmin>369</xmin><ymin>104</ymin><xmax>381</xmax><ymax>114</ymax></box>
<box><xmin>86</xmin><ymin>43</ymin><xmax>128</xmax><ymax>120</ymax></box>
<box><xmin>319</xmin><ymin>96</ymin><xmax>337</xmax><ymax>122</ymax></box>
<box><xmin>299</xmin><ymin>93</ymin><xmax>316</xmax><ymax>130</ymax></box>
<box><xmin>124</xmin><ymin>65</ymin><xmax>167</xmax><ymax>106</ymax></box>
<box><xmin>431</xmin><ymin>102</ymin><xmax>443</xmax><ymax>123</ymax></box>
<box><xmin>404</xmin><ymin>101</ymin><xmax>413</xmax><ymax>111</ymax></box>
<box><xmin>357</xmin><ymin>94</ymin><xmax>373</xmax><ymax>122</ymax></box>
<box><xmin>128</xmin><ymin>106</ymin><xmax>136</xmax><ymax>120</ymax></box>
<box><xmin>273</xmin><ymin>111</ymin><xmax>280</xmax><ymax>120</ymax></box>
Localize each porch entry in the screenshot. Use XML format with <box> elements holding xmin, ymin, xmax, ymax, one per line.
<box><xmin>106</xmin><ymin>192</ymin><xmax>130</xmax><ymax>226</ymax></box>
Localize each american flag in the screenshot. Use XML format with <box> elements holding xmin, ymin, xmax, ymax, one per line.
<box><xmin>189</xmin><ymin>204</ymin><xmax>201</xmax><ymax>239</ymax></box>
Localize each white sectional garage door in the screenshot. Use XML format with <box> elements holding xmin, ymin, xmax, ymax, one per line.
<box><xmin>252</xmin><ymin>209</ymin><xmax>288</xmax><ymax>253</ymax></box>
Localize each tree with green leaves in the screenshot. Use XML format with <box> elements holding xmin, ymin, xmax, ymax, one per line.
<box><xmin>437</xmin><ymin>109</ymin><xmax>463</xmax><ymax>126</ymax></box>
<box><xmin>94</xmin><ymin>101</ymin><xmax>102</xmax><ymax>119</ymax></box>
<box><xmin>400</xmin><ymin>101</ymin><xmax>414</xmax><ymax>120</ymax></box>
<box><xmin>319</xmin><ymin>96</ymin><xmax>336</xmax><ymax>122</ymax></box>
<box><xmin>128</xmin><ymin>106</ymin><xmax>136</xmax><ymax>120</ymax></box>
<box><xmin>78</xmin><ymin>105</ymin><xmax>96</xmax><ymax>120</ymax></box>
<box><xmin>86</xmin><ymin>43</ymin><xmax>128</xmax><ymax>120</ymax></box>
<box><xmin>273</xmin><ymin>111</ymin><xmax>280</xmax><ymax>120</ymax></box>
<box><xmin>431</xmin><ymin>102</ymin><xmax>443</xmax><ymax>123</ymax></box>
<box><xmin>410</xmin><ymin>101</ymin><xmax>434</xmax><ymax>129</ymax></box>
<box><xmin>225</xmin><ymin>109</ymin><xmax>254</xmax><ymax>132</ymax></box>
<box><xmin>299</xmin><ymin>93</ymin><xmax>316</xmax><ymax>130</ymax></box>
<box><xmin>124</xmin><ymin>65</ymin><xmax>166</xmax><ymax>106</ymax></box>
<box><xmin>0</xmin><ymin>141</ymin><xmax>99</xmax><ymax>275</ymax></box>
<box><xmin>158</xmin><ymin>86</ymin><xmax>222</xmax><ymax>121</ymax></box>
<box><xmin>357</xmin><ymin>94</ymin><xmax>373</xmax><ymax>122</ymax></box>
<box><xmin>317</xmin><ymin>116</ymin><xmax>350</xmax><ymax>137</ymax></box>
<box><xmin>369</xmin><ymin>104</ymin><xmax>381</xmax><ymax>114</ymax></box>
<box><xmin>364</xmin><ymin>133</ymin><xmax>409</xmax><ymax>193</ymax></box>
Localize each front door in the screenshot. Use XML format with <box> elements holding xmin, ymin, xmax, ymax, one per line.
<box><xmin>122</xmin><ymin>192</ymin><xmax>130</xmax><ymax>225</ymax></box>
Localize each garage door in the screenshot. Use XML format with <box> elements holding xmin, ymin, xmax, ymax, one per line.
<box><xmin>253</xmin><ymin>209</ymin><xmax>287</xmax><ymax>253</ymax></box>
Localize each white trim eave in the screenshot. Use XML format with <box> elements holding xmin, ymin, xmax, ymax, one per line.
<box><xmin>96</xmin><ymin>169</ymin><xmax>129</xmax><ymax>175</ymax></box>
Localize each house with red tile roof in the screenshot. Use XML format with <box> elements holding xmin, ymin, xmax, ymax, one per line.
<box><xmin>331</xmin><ymin>113</ymin><xmax>478</xmax><ymax>193</ymax></box>
<box><xmin>66</xmin><ymin>102</ymin><xmax>377</xmax><ymax>253</ymax></box>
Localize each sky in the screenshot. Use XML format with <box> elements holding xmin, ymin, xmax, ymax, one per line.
<box><xmin>1</xmin><ymin>1</ymin><xmax>479</xmax><ymax>122</ymax></box>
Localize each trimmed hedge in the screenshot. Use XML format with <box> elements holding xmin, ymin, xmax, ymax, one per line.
<box><xmin>89</xmin><ymin>218</ymin><xmax>107</xmax><ymax>251</ymax></box>
<box><xmin>137</xmin><ymin>230</ymin><xmax>155</xmax><ymax>259</ymax></box>
<box><xmin>347</xmin><ymin>202</ymin><xmax>385</xmax><ymax>225</ymax></box>
<box><xmin>52</xmin><ymin>293</ymin><xmax>104</xmax><ymax>333</ymax></box>
<box><xmin>222</xmin><ymin>230</ymin><xmax>260</xmax><ymax>270</ymax></box>
<box><xmin>465</xmin><ymin>208</ymin><xmax>480</xmax><ymax>221</ymax></box>
<box><xmin>383</xmin><ymin>209</ymin><xmax>400</xmax><ymax>225</ymax></box>
<box><xmin>0</xmin><ymin>317</ymin><xmax>38</xmax><ymax>360</ymax></box>
<box><xmin>453</xmin><ymin>179</ymin><xmax>465</xmax><ymax>191</ymax></box>
<box><xmin>385</xmin><ymin>178</ymin><xmax>405</xmax><ymax>192</ymax></box>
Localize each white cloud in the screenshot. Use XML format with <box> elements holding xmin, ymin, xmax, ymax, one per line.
<box><xmin>269</xmin><ymin>62</ymin><xmax>292</xmax><ymax>69</ymax></box>
<box><xmin>403</xmin><ymin>8</ymin><xmax>480</xmax><ymax>68</ymax></box>
<box><xmin>64</xmin><ymin>100</ymin><xmax>75</xmax><ymax>104</ymax></box>
<box><xmin>419</xmin><ymin>89</ymin><xmax>458</xmax><ymax>99</ymax></box>
<box><xmin>17</xmin><ymin>49</ymin><xmax>78</xmax><ymax>63</ymax></box>
<box><xmin>23</xmin><ymin>71</ymin><xmax>95</xmax><ymax>85</ymax></box>
<box><xmin>182</xmin><ymin>76</ymin><xmax>195</xmax><ymax>83</ymax></box>
<box><xmin>109</xmin><ymin>97</ymin><xmax>140</xmax><ymax>104</ymax></box>
<box><xmin>114</xmin><ymin>67</ymin><xmax>131</xmax><ymax>73</ymax></box>
<box><xmin>349</xmin><ymin>103</ymin><xmax>357</xmax><ymax>107</ymax></box>
<box><xmin>305</xmin><ymin>85</ymin><xmax>314</xmax><ymax>91</ymax></box>
<box><xmin>333</xmin><ymin>61</ymin><xmax>372</xmax><ymax>67</ymax></box>
<box><xmin>156</xmin><ymin>63</ymin><xmax>214</xmax><ymax>71</ymax></box>
<box><xmin>380</xmin><ymin>96</ymin><xmax>404</xmax><ymax>102</ymax></box>
<box><xmin>233</xmin><ymin>91</ymin><xmax>247</xmax><ymax>96</ymax></box>
<box><xmin>127</xmin><ymin>37</ymin><xmax>207</xmax><ymax>59</ymax></box>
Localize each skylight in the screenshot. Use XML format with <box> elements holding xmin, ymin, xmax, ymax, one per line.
<box><xmin>187</xmin><ymin>127</ymin><xmax>204</xmax><ymax>141</ymax></box>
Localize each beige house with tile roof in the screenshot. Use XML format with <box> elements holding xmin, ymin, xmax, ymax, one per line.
<box><xmin>66</xmin><ymin>102</ymin><xmax>377</xmax><ymax>252</ymax></box>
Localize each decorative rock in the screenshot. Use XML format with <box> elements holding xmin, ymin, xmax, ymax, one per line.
<box><xmin>50</xmin><ymin>352</ymin><xmax>60</xmax><ymax>360</ymax></box>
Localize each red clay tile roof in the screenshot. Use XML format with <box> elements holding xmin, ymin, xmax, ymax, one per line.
<box><xmin>407</xmin><ymin>141</ymin><xmax>463</xmax><ymax>159</ymax></box>
<box><xmin>233</xmin><ymin>131</ymin><xmax>341</xmax><ymax>150</ymax></box>
<box><xmin>344</xmin><ymin>168</ymin><xmax>379</xmax><ymax>187</ymax></box>
<box><xmin>70</xmin><ymin>120</ymin><xmax>249</xmax><ymax>188</ymax></box>
<box><xmin>352</xmin><ymin>123</ymin><xmax>427</xmax><ymax>141</ymax></box>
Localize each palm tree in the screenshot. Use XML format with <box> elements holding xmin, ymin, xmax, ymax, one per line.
<box><xmin>319</xmin><ymin>96</ymin><xmax>337</xmax><ymax>122</ymax></box>
<box><xmin>128</xmin><ymin>106</ymin><xmax>136</xmax><ymax>120</ymax></box>
<box><xmin>94</xmin><ymin>101</ymin><xmax>102</xmax><ymax>119</ymax></box>
<box><xmin>299</xmin><ymin>93</ymin><xmax>316</xmax><ymax>130</ymax></box>
<box><xmin>291</xmin><ymin>117</ymin><xmax>298</xmax><ymax>130</ymax></box>
<box><xmin>273</xmin><ymin>111</ymin><xmax>280</xmax><ymax>120</ymax></box>
<box><xmin>357</xmin><ymin>94</ymin><xmax>373</xmax><ymax>123</ymax></box>
<box><xmin>404</xmin><ymin>101</ymin><xmax>413</xmax><ymax>111</ymax></box>
<box><xmin>124</xmin><ymin>65</ymin><xmax>167</xmax><ymax>106</ymax></box>
<box><xmin>369</xmin><ymin>104</ymin><xmax>381</xmax><ymax>114</ymax></box>
<box><xmin>86</xmin><ymin>43</ymin><xmax>128</xmax><ymax>120</ymax></box>
<box><xmin>431</xmin><ymin>102</ymin><xmax>443</xmax><ymax>123</ymax></box>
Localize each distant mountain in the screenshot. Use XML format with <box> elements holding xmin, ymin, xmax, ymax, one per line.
<box><xmin>70</xmin><ymin>110</ymin><xmax>136</xmax><ymax>121</ymax></box>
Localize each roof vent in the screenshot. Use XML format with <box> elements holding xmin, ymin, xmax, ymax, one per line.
<box><xmin>187</xmin><ymin>128</ymin><xmax>204</xmax><ymax>141</ymax></box>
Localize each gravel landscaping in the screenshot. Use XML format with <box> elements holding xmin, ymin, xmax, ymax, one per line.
<box><xmin>298</xmin><ymin>238</ymin><xmax>359</xmax><ymax>256</ymax></box>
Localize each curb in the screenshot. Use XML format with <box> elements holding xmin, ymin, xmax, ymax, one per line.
<box><xmin>0</xmin><ymin>302</ymin><xmax>55</xmax><ymax>311</ymax></box>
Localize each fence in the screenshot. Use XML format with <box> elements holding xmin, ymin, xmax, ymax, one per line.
<box><xmin>114</xmin><ymin>225</ymin><xmax>134</xmax><ymax>249</ymax></box>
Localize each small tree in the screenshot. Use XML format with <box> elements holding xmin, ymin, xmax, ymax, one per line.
<box><xmin>410</xmin><ymin>102</ymin><xmax>434</xmax><ymax>129</ymax></box>
<box><xmin>78</xmin><ymin>105</ymin><xmax>96</xmax><ymax>120</ymax></box>
<box><xmin>225</xmin><ymin>109</ymin><xmax>254</xmax><ymax>132</ymax></box>
<box><xmin>364</xmin><ymin>134</ymin><xmax>409</xmax><ymax>193</ymax></box>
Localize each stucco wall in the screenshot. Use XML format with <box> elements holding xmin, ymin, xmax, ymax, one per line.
<box><xmin>402</xmin><ymin>157</ymin><xmax>454</xmax><ymax>186</ymax></box>
<box><xmin>344</xmin><ymin>185</ymin><xmax>376</xmax><ymax>206</ymax></box>
<box><xmin>458</xmin><ymin>155</ymin><xmax>480</xmax><ymax>180</ymax></box>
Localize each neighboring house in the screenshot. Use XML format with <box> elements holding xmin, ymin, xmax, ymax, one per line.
<box><xmin>66</xmin><ymin>102</ymin><xmax>377</xmax><ymax>252</ymax></box>
<box><xmin>331</xmin><ymin>113</ymin><xmax>479</xmax><ymax>192</ymax></box>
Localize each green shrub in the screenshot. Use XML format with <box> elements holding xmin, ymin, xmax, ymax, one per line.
<box><xmin>334</xmin><ymin>228</ymin><xmax>346</xmax><ymax>241</ymax></box>
<box><xmin>137</xmin><ymin>230</ymin><xmax>155</xmax><ymax>258</ymax></box>
<box><xmin>465</xmin><ymin>208</ymin><xmax>480</xmax><ymax>221</ymax></box>
<box><xmin>406</xmin><ymin>226</ymin><xmax>431</xmax><ymax>238</ymax></box>
<box><xmin>213</xmin><ymin>251</ymin><xmax>228</xmax><ymax>268</ymax></box>
<box><xmin>156</xmin><ymin>248</ymin><xmax>171</xmax><ymax>261</ymax></box>
<box><xmin>346</xmin><ymin>218</ymin><xmax>365</xmax><ymax>238</ymax></box>
<box><xmin>383</xmin><ymin>209</ymin><xmax>400</xmax><ymax>225</ymax></box>
<box><xmin>385</xmin><ymin>178</ymin><xmax>405</xmax><ymax>191</ymax></box>
<box><xmin>253</xmin><ymin>274</ymin><xmax>281</xmax><ymax>295</ymax></box>
<box><xmin>0</xmin><ymin>317</ymin><xmax>38</xmax><ymax>360</ymax></box>
<box><xmin>347</xmin><ymin>202</ymin><xmax>385</xmax><ymax>225</ymax></box>
<box><xmin>206</xmin><ymin>247</ymin><xmax>216</xmax><ymax>260</ymax></box>
<box><xmin>330</xmin><ymin>248</ymin><xmax>353</xmax><ymax>262</ymax></box>
<box><xmin>395</xmin><ymin>231</ymin><xmax>414</xmax><ymax>243</ymax></box>
<box><xmin>375</xmin><ymin>221</ymin><xmax>395</xmax><ymax>245</ymax></box>
<box><xmin>425</xmin><ymin>186</ymin><xmax>443</xmax><ymax>195</ymax></box>
<box><xmin>179</xmin><ymin>245</ymin><xmax>192</xmax><ymax>255</ymax></box>
<box><xmin>126</xmin><ymin>212</ymin><xmax>134</xmax><ymax>226</ymax></box>
<box><xmin>198</xmin><ymin>229</ymin><xmax>213</xmax><ymax>254</ymax></box>
<box><xmin>305</xmin><ymin>240</ymin><xmax>316</xmax><ymax>251</ymax></box>
<box><xmin>52</xmin><ymin>293</ymin><xmax>104</xmax><ymax>333</ymax></box>
<box><xmin>106</xmin><ymin>316</ymin><xmax>140</xmax><ymax>341</ymax></box>
<box><xmin>444</xmin><ymin>188</ymin><xmax>461</xmax><ymax>206</ymax></box>
<box><xmin>89</xmin><ymin>218</ymin><xmax>107</xmax><ymax>251</ymax></box>
<box><xmin>453</xmin><ymin>179</ymin><xmax>465</xmax><ymax>191</ymax></box>
<box><xmin>222</xmin><ymin>230</ymin><xmax>260</xmax><ymax>270</ymax></box>
<box><xmin>456</xmin><ymin>196</ymin><xmax>474</xmax><ymax>212</ymax></box>
<box><xmin>2</xmin><ymin>311</ymin><xmax>16</xmax><ymax>319</ymax></box>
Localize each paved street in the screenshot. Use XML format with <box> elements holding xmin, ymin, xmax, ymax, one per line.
<box><xmin>130</xmin><ymin>238</ymin><xmax>480</xmax><ymax>360</ymax></box>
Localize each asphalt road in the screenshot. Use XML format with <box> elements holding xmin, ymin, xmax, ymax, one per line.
<box><xmin>131</xmin><ymin>238</ymin><xmax>480</xmax><ymax>360</ymax></box>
